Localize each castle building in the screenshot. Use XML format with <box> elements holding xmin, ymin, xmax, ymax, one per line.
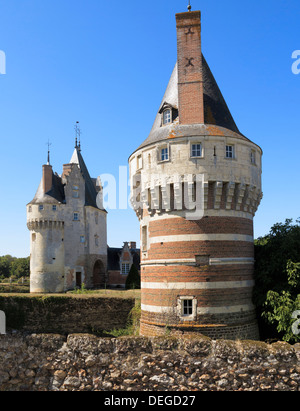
<box><xmin>129</xmin><ymin>9</ymin><xmax>263</xmax><ymax>339</ymax></box>
<box><xmin>107</xmin><ymin>242</ymin><xmax>140</xmax><ymax>288</ymax></box>
<box><xmin>27</xmin><ymin>141</ymin><xmax>107</xmax><ymax>293</ymax></box>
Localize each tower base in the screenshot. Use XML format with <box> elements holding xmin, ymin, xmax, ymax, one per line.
<box><xmin>140</xmin><ymin>320</ymin><xmax>260</xmax><ymax>341</ymax></box>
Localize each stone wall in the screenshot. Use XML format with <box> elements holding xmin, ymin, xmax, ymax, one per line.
<box><xmin>0</xmin><ymin>295</ymin><xmax>135</xmax><ymax>335</ymax></box>
<box><xmin>0</xmin><ymin>333</ymin><xmax>299</xmax><ymax>391</ymax></box>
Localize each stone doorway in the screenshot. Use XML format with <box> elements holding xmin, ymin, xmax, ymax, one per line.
<box><xmin>76</xmin><ymin>272</ymin><xmax>82</xmax><ymax>288</ymax></box>
<box><xmin>92</xmin><ymin>260</ymin><xmax>105</xmax><ymax>288</ymax></box>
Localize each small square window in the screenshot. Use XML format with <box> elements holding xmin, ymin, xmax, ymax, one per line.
<box><xmin>73</xmin><ymin>212</ymin><xmax>79</xmax><ymax>221</ymax></box>
<box><xmin>161</xmin><ymin>147</ymin><xmax>169</xmax><ymax>161</ymax></box>
<box><xmin>52</xmin><ymin>205</ymin><xmax>57</xmax><ymax>211</ymax></box>
<box><xmin>73</xmin><ymin>191</ymin><xmax>79</xmax><ymax>198</ymax></box>
<box><xmin>191</xmin><ymin>143</ymin><xmax>202</xmax><ymax>158</ymax></box>
<box><xmin>39</xmin><ymin>205</ymin><xmax>44</xmax><ymax>211</ymax></box>
<box><xmin>226</xmin><ymin>145</ymin><xmax>234</xmax><ymax>159</ymax></box>
<box><xmin>182</xmin><ymin>299</ymin><xmax>193</xmax><ymax>316</ymax></box>
<box><xmin>80</xmin><ymin>236</ymin><xmax>85</xmax><ymax>243</ymax></box>
<box><xmin>163</xmin><ymin>109</ymin><xmax>171</xmax><ymax>125</ymax></box>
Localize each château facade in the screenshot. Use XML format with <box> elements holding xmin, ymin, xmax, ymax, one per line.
<box><xmin>27</xmin><ymin>142</ymin><xmax>107</xmax><ymax>293</ymax></box>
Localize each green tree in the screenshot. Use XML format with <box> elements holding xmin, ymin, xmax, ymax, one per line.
<box><xmin>0</xmin><ymin>256</ymin><xmax>11</xmax><ymax>278</ymax></box>
<box><xmin>10</xmin><ymin>257</ymin><xmax>30</xmax><ymax>278</ymax></box>
<box><xmin>254</xmin><ymin>219</ymin><xmax>300</xmax><ymax>342</ymax></box>
<box><xmin>125</xmin><ymin>264</ymin><xmax>141</xmax><ymax>290</ymax></box>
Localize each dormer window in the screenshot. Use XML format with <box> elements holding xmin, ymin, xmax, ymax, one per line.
<box><xmin>159</xmin><ymin>102</ymin><xmax>178</xmax><ymax>127</ymax></box>
<box><xmin>163</xmin><ymin>109</ymin><xmax>171</xmax><ymax>125</ymax></box>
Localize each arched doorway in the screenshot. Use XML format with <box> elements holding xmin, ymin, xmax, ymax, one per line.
<box><xmin>93</xmin><ymin>260</ymin><xmax>105</xmax><ymax>288</ymax></box>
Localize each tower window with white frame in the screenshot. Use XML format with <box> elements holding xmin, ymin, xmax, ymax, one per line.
<box><xmin>183</xmin><ymin>299</ymin><xmax>193</xmax><ymax>316</ymax></box>
<box><xmin>191</xmin><ymin>143</ymin><xmax>202</xmax><ymax>158</ymax></box>
<box><xmin>250</xmin><ymin>150</ymin><xmax>256</xmax><ymax>165</ymax></box>
<box><xmin>160</xmin><ymin>147</ymin><xmax>169</xmax><ymax>162</ymax></box>
<box><xmin>226</xmin><ymin>145</ymin><xmax>234</xmax><ymax>159</ymax></box>
<box><xmin>177</xmin><ymin>296</ymin><xmax>197</xmax><ymax>321</ymax></box>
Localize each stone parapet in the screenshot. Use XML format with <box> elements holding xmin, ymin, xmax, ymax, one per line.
<box><xmin>0</xmin><ymin>333</ymin><xmax>299</xmax><ymax>391</ymax></box>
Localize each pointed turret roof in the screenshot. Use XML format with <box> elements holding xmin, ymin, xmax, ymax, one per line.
<box><xmin>69</xmin><ymin>146</ymin><xmax>104</xmax><ymax>210</ymax></box>
<box><xmin>28</xmin><ymin>171</ymin><xmax>65</xmax><ymax>205</ymax></box>
<box><xmin>135</xmin><ymin>55</ymin><xmax>251</xmax><ymax>153</ymax></box>
<box><xmin>131</xmin><ymin>10</ymin><xmax>260</xmax><ymax>156</ymax></box>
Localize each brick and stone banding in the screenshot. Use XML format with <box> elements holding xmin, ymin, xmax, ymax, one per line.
<box><xmin>129</xmin><ymin>9</ymin><xmax>262</xmax><ymax>340</ymax></box>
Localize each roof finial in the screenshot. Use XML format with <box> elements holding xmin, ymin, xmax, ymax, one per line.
<box><xmin>46</xmin><ymin>139</ymin><xmax>51</xmax><ymax>165</ymax></box>
<box><xmin>74</xmin><ymin>121</ymin><xmax>81</xmax><ymax>150</ymax></box>
<box><xmin>188</xmin><ymin>0</ymin><xmax>192</xmax><ymax>11</ymax></box>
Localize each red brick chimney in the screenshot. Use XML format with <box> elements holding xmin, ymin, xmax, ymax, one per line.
<box><xmin>42</xmin><ymin>164</ymin><xmax>53</xmax><ymax>194</ymax></box>
<box><xmin>176</xmin><ymin>10</ymin><xmax>204</xmax><ymax>124</ymax></box>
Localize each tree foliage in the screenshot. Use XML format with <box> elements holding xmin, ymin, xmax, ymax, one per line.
<box><xmin>0</xmin><ymin>255</ymin><xmax>30</xmax><ymax>279</ymax></box>
<box><xmin>125</xmin><ymin>264</ymin><xmax>141</xmax><ymax>290</ymax></box>
<box><xmin>254</xmin><ymin>219</ymin><xmax>300</xmax><ymax>342</ymax></box>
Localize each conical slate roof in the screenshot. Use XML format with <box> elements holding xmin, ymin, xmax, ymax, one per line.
<box><xmin>29</xmin><ymin>171</ymin><xmax>65</xmax><ymax>205</ymax></box>
<box><xmin>70</xmin><ymin>147</ymin><xmax>103</xmax><ymax>210</ymax></box>
<box><xmin>135</xmin><ymin>55</ymin><xmax>251</xmax><ymax>152</ymax></box>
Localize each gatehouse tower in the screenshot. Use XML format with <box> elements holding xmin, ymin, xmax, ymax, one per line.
<box><xmin>27</xmin><ymin>138</ymin><xmax>107</xmax><ymax>293</ymax></box>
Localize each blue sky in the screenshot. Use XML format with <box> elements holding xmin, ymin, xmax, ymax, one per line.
<box><xmin>0</xmin><ymin>0</ymin><xmax>299</xmax><ymax>257</ymax></box>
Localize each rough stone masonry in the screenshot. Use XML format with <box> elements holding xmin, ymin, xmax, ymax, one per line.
<box><xmin>0</xmin><ymin>332</ymin><xmax>299</xmax><ymax>391</ymax></box>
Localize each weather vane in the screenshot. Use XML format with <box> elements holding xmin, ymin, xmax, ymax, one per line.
<box><xmin>74</xmin><ymin>121</ymin><xmax>81</xmax><ymax>150</ymax></box>
<box><xmin>46</xmin><ymin>139</ymin><xmax>51</xmax><ymax>165</ymax></box>
<box><xmin>188</xmin><ymin>0</ymin><xmax>192</xmax><ymax>11</ymax></box>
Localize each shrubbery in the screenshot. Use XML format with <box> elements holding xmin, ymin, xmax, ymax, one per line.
<box><xmin>0</xmin><ymin>255</ymin><xmax>30</xmax><ymax>280</ymax></box>
<box><xmin>125</xmin><ymin>264</ymin><xmax>141</xmax><ymax>290</ymax></box>
<box><xmin>254</xmin><ymin>218</ymin><xmax>300</xmax><ymax>343</ymax></box>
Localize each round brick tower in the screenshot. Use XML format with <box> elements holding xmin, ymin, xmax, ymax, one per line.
<box><xmin>129</xmin><ymin>9</ymin><xmax>262</xmax><ymax>340</ymax></box>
